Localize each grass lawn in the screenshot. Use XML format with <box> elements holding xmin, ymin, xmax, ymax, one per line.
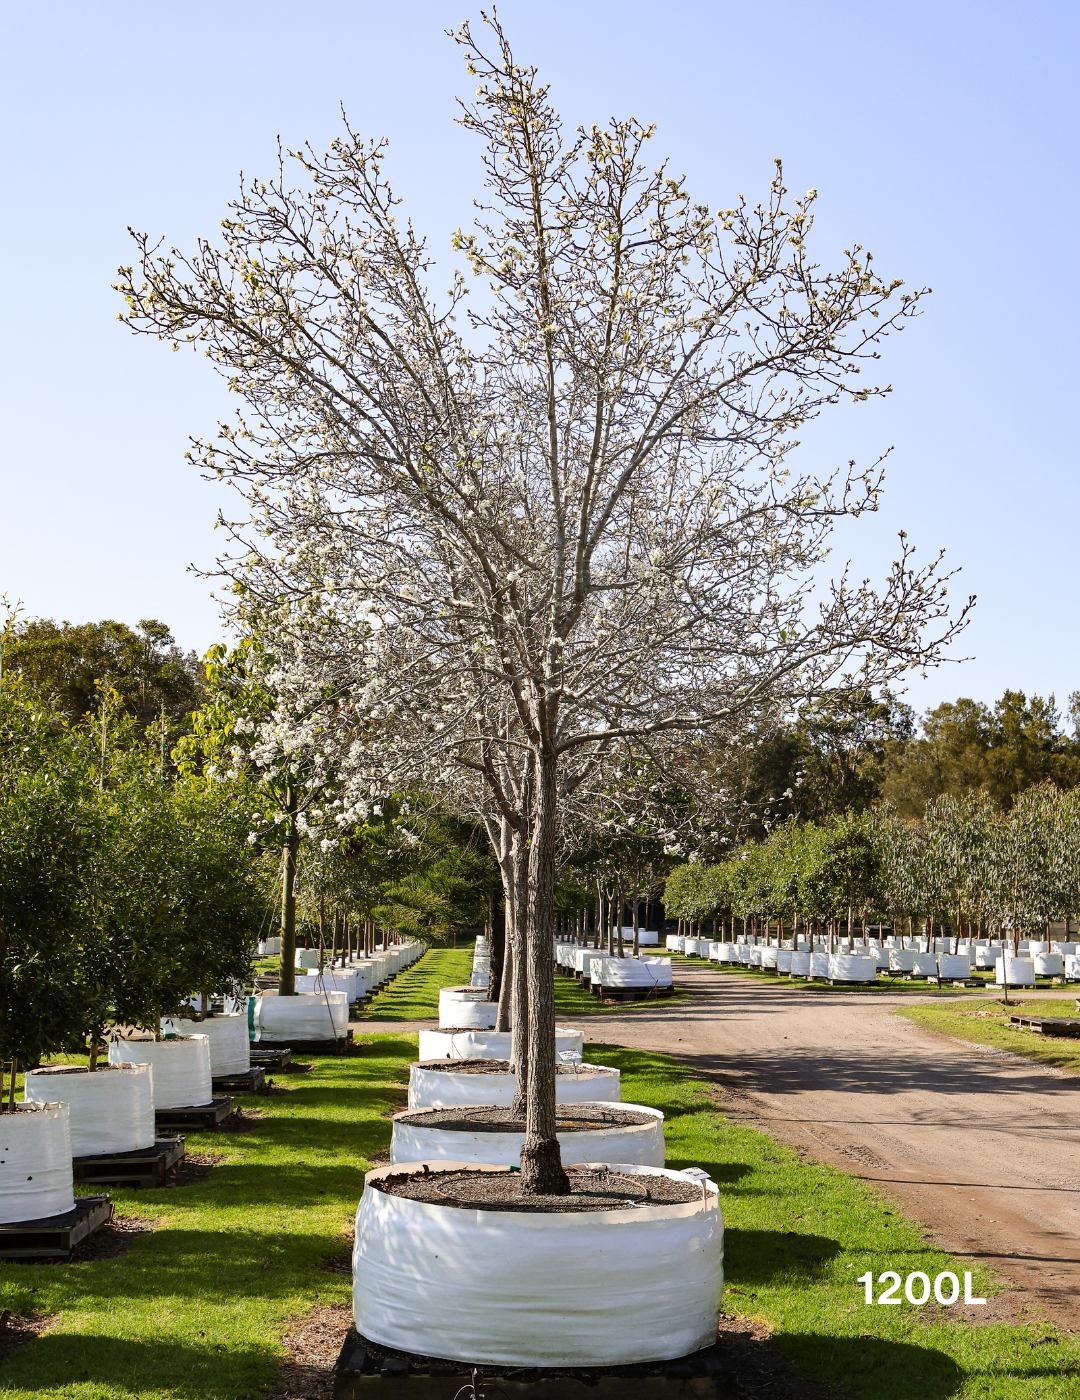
<box><xmin>3</xmin><ymin>1038</ymin><xmax>1075</xmax><ymax>1398</ymax></box>
<box><xmin>895</xmin><ymin>996</ymin><xmax>1080</xmax><ymax>1076</ymax></box>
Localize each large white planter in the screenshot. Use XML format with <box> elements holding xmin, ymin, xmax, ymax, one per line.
<box><xmin>828</xmin><ymin>954</ymin><xmax>877</xmax><ymax>983</ymax></box>
<box><xmin>391</xmin><ymin>1102</ymin><xmax>666</xmax><ymax>1168</ymax></box>
<box><xmin>912</xmin><ymin>953</ymin><xmax>939</xmax><ymax>977</ymax></box>
<box><xmin>761</xmin><ymin>946</ymin><xmax>778</xmax><ymax>970</ymax></box>
<box><xmin>809</xmin><ymin>952</ymin><xmax>830</xmax><ymax>977</ymax></box>
<box><xmin>253</xmin><ymin>990</ymin><xmax>349</xmax><ymax>1042</ymax></box>
<box><xmin>1064</xmin><ymin>954</ymin><xmax>1080</xmax><ymax>981</ymax></box>
<box><xmin>665</xmin><ymin>935</ymin><xmax>685</xmax><ymax>952</ymax></box>
<box><xmin>975</xmin><ymin>947</ymin><xmax>999</xmax><ymax>969</ymax></box>
<box><xmin>888</xmin><ymin>949</ymin><xmax>915</xmax><ymax>973</ymax></box>
<box><xmin>418</xmin><ymin>1028</ymin><xmax>585</xmax><ymax>1062</ymax></box>
<box><xmin>1034</xmin><ymin>952</ymin><xmax>1064</xmax><ymax>977</ymax></box>
<box><xmin>353</xmin><ymin>1161</ymin><xmax>723</xmax><ymax>1366</ymax></box>
<box><xmin>937</xmin><ymin>954</ymin><xmax>971</xmax><ymax>980</ymax></box>
<box><xmin>776</xmin><ymin>948</ymin><xmax>792</xmax><ymax>974</ymax></box>
<box><xmin>24</xmin><ymin>1063</ymin><xmax>154</xmax><ymax>1156</ymax></box>
<box><xmin>748</xmin><ymin>946</ymin><xmax>763</xmax><ymax>968</ymax></box>
<box><xmin>717</xmin><ymin>944</ymin><xmax>739</xmax><ymax>964</ymax></box>
<box><xmin>295</xmin><ymin>949</ymin><xmax>321</xmax><ymax>969</ymax></box>
<box><xmin>0</xmin><ymin>1104</ymin><xmax>76</xmax><ymax>1223</ymax></box>
<box><xmin>996</xmin><ymin>956</ymin><xmax>1036</xmax><ymax>987</ymax></box>
<box><xmin>683</xmin><ymin>938</ymin><xmax>709</xmax><ymax>957</ymax></box>
<box><xmin>789</xmin><ymin>950</ymin><xmax>811</xmax><ymax>977</ymax></box>
<box><xmin>297</xmin><ymin>968</ymin><xmax>364</xmax><ymax>1005</ymax></box>
<box><xmin>620</xmin><ymin>929</ymin><xmax>660</xmax><ymax>946</ymax></box>
<box><xmin>594</xmin><ymin>958</ymin><xmax>672</xmax><ymax>992</ymax></box>
<box><xmin>438</xmin><ymin>987</ymin><xmax>502</xmax><ymax>1030</ymax></box>
<box><xmin>408</xmin><ymin>1061</ymin><xmax>621</xmax><ymax>1110</ymax></box>
<box><xmin>737</xmin><ymin>946</ymin><xmax>752</xmax><ymax>965</ymax></box>
<box><xmin>162</xmin><ymin>1013</ymin><xmax>250</xmax><ymax>1074</ymax></box>
<box><xmin>109</xmin><ymin>1035</ymin><xmax>212</xmax><ymax>1110</ymax></box>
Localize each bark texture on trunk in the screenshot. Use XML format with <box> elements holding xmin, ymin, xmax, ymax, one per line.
<box><xmin>509</xmin><ymin>828</ymin><xmax>529</xmax><ymax>1112</ymax></box>
<box><xmin>520</xmin><ymin>747</ymin><xmax>568</xmax><ymax>1195</ymax></box>
<box><xmin>488</xmin><ymin>887</ymin><xmax>505</xmax><ymax>1006</ymax></box>
<box><xmin>278</xmin><ymin>788</ymin><xmax>299</xmax><ymax>995</ymax></box>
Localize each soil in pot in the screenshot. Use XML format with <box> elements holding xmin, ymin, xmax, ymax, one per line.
<box><xmin>416</xmin><ymin>1059</ymin><xmax>597</xmax><ymax>1076</ymax></box>
<box><xmin>397</xmin><ymin>1104</ymin><xmax>652</xmax><ymax>1131</ymax></box>
<box><xmin>374</xmin><ymin>1165</ymin><xmax>700</xmax><ymax>1213</ymax></box>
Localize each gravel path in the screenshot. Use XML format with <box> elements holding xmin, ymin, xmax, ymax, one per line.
<box><xmin>353</xmin><ymin>968</ymin><xmax>1080</xmax><ymax>1329</ymax></box>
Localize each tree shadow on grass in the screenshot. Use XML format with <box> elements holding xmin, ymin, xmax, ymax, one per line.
<box><xmin>722</xmin><ymin>1227</ymin><xmax>842</xmax><ymax>1286</ymax></box>
<box><xmin>772</xmin><ymin>1333</ymin><xmax>965</xmax><ymax>1400</ymax></box>
<box><xmin>0</xmin><ymin>1333</ymin><xmax>275</xmax><ymax>1399</ymax></box>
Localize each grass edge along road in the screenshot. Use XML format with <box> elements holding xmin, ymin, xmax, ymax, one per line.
<box><xmin>1</xmin><ymin>1036</ymin><xmax>1076</xmax><ymax>1398</ymax></box>
<box><xmin>895</xmin><ymin>996</ymin><xmax>1080</xmax><ymax>1077</ymax></box>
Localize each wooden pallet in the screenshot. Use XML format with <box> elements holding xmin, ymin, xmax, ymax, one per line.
<box><xmin>596</xmin><ymin>986</ymin><xmax>674</xmax><ymax>1003</ymax></box>
<box><xmin>334</xmin><ymin>1330</ymin><xmax>736</xmax><ymax>1399</ymax></box>
<box><xmin>212</xmin><ymin>1066</ymin><xmax>267</xmax><ymax>1095</ymax></box>
<box><xmin>73</xmin><ymin>1136</ymin><xmax>185</xmax><ymax>1189</ymax></box>
<box><xmin>250</xmin><ymin>1047</ymin><xmax>293</xmax><ymax>1069</ymax></box>
<box><xmin>1009</xmin><ymin>1015</ymin><xmax>1080</xmax><ymax>1038</ymax></box>
<box><xmin>257</xmin><ymin>1032</ymin><xmax>354</xmax><ymax>1056</ymax></box>
<box><xmin>155</xmin><ymin>1096</ymin><xmax>235</xmax><ymax>1130</ymax></box>
<box><xmin>0</xmin><ymin>1195</ymin><xmax>114</xmax><ymax>1261</ymax></box>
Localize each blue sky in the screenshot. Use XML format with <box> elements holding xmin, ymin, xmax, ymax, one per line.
<box><xmin>1</xmin><ymin>1</ymin><xmax>1077</xmax><ymax>721</ymax></box>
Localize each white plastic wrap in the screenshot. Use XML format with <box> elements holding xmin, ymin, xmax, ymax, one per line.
<box><xmin>665</xmin><ymin>935</ymin><xmax>685</xmax><ymax>952</ymax></box>
<box><xmin>353</xmin><ymin>1160</ymin><xmax>723</xmax><ymax>1365</ymax></box>
<box><xmin>682</xmin><ymin>938</ymin><xmax>709</xmax><ymax>957</ymax></box>
<box><xmin>871</xmin><ymin>946</ymin><xmax>890</xmax><ymax>969</ymax></box>
<box><xmin>1034</xmin><ymin>952</ymin><xmax>1064</xmax><ymax>977</ymax></box>
<box><xmin>975</xmin><ymin>947</ymin><xmax>999</xmax><ymax>969</ymax></box>
<box><xmin>828</xmin><ymin>954</ymin><xmax>877</xmax><ymax>983</ymax></box>
<box><xmin>641</xmin><ymin>956</ymin><xmax>674</xmax><ymax>987</ymax></box>
<box><xmin>937</xmin><ymin>954</ymin><xmax>972</xmax><ymax>980</ymax></box>
<box><xmin>620</xmin><ymin>928</ymin><xmax>660</xmax><ymax>946</ymax></box>
<box><xmin>162</xmin><ymin>1013</ymin><xmax>250</xmax><ymax>1074</ymax></box>
<box><xmin>254</xmin><ymin>990</ymin><xmax>349</xmax><ymax>1041</ymax></box>
<box><xmin>911</xmin><ymin>953</ymin><xmax>938</xmax><ymax>977</ymax></box>
<box><xmin>109</xmin><ymin>1035</ymin><xmax>212</xmax><ymax>1109</ymax></box>
<box><xmin>295</xmin><ymin>949</ymin><xmax>321</xmax><ymax>969</ymax></box>
<box><xmin>748</xmin><ymin>947</ymin><xmax>763</xmax><ymax>967</ymax></box>
<box><xmin>889</xmin><ymin>949</ymin><xmax>916</xmax><ymax>973</ymax></box>
<box><xmin>408</xmin><ymin>1061</ymin><xmax>621</xmax><ymax>1110</ymax></box>
<box><xmin>809</xmin><ymin>952</ymin><xmax>829</xmax><ymax>977</ymax></box>
<box><xmin>1065</xmin><ymin>954</ymin><xmax>1080</xmax><ymax>980</ymax></box>
<box><xmin>996</xmin><ymin>956</ymin><xmax>1035</xmax><ymax>987</ymax></box>
<box><xmin>761</xmin><ymin>947</ymin><xmax>778</xmax><ymax>970</ymax></box>
<box><xmin>262</xmin><ymin>936</ymin><xmax>281</xmax><ymax>955</ymax></box>
<box><xmin>418</xmin><ymin>1028</ymin><xmax>584</xmax><ymax>1062</ymax></box>
<box><xmin>24</xmin><ymin>1063</ymin><xmax>154</xmax><ymax>1156</ymax></box>
<box><xmin>391</xmin><ymin>1102</ymin><xmax>665</xmax><ymax>1168</ymax></box>
<box><xmin>581</xmin><ymin>951</ymin><xmax>613</xmax><ymax>981</ymax></box>
<box><xmin>789</xmin><ymin>950</ymin><xmax>810</xmax><ymax>977</ymax></box>
<box><xmin>716</xmin><ymin>944</ymin><xmax>738</xmax><ymax>964</ymax></box>
<box><xmin>737</xmin><ymin>946</ymin><xmax>752</xmax><ymax>965</ymax></box>
<box><xmin>297</xmin><ymin>969</ymin><xmax>364</xmax><ymax>1004</ymax></box>
<box><xmin>0</xmin><ymin>1104</ymin><xmax>76</xmax><ymax>1223</ymax></box>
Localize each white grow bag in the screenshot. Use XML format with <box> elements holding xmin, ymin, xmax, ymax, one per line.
<box><xmin>975</xmin><ymin>947</ymin><xmax>999</xmax><ymax>969</ymax></box>
<box><xmin>297</xmin><ymin>969</ymin><xmax>364</xmax><ymax>1004</ymax></box>
<box><xmin>776</xmin><ymin>948</ymin><xmax>792</xmax><ymax>974</ymax></box>
<box><xmin>438</xmin><ymin>987</ymin><xmax>500</xmax><ymax>1030</ymax></box>
<box><xmin>162</xmin><ymin>1013</ymin><xmax>250</xmax><ymax>1074</ymax></box>
<box><xmin>717</xmin><ymin>944</ymin><xmax>739</xmax><ymax>964</ymax></box>
<box><xmin>595</xmin><ymin>958</ymin><xmax>670</xmax><ymax>992</ymax></box>
<box><xmin>1065</xmin><ymin>954</ymin><xmax>1080</xmax><ymax>981</ymax></box>
<box><xmin>253</xmin><ymin>991</ymin><xmax>349</xmax><ymax>1042</ymax></box>
<box><xmin>911</xmin><ymin>953</ymin><xmax>939</xmax><ymax>977</ymax></box>
<box><xmin>1034</xmin><ymin>952</ymin><xmax>1065</xmax><ymax>977</ymax></box>
<box><xmin>295</xmin><ymin>949</ymin><xmax>321</xmax><ymax>969</ymax></box>
<box><xmin>408</xmin><ymin>1061</ymin><xmax>621</xmax><ymax>1110</ymax></box>
<box><xmin>748</xmin><ymin>947</ymin><xmax>763</xmax><ymax>967</ymax></box>
<box><xmin>391</xmin><ymin>1102</ymin><xmax>666</xmax><ymax>1168</ymax></box>
<box><xmin>418</xmin><ymin>1028</ymin><xmax>585</xmax><ymax>1062</ymax></box>
<box><xmin>683</xmin><ymin>938</ymin><xmax>709</xmax><ymax>957</ymax></box>
<box><xmin>789</xmin><ymin>950</ymin><xmax>811</xmax><ymax>977</ymax></box>
<box><xmin>996</xmin><ymin>956</ymin><xmax>1036</xmax><ymax>987</ymax></box>
<box><xmin>737</xmin><ymin>946</ymin><xmax>752</xmax><ymax>965</ymax></box>
<box><xmin>937</xmin><ymin>954</ymin><xmax>972</xmax><ymax>980</ymax></box>
<box><xmin>0</xmin><ymin>1103</ymin><xmax>76</xmax><ymax>1223</ymax></box>
<box><xmin>809</xmin><ymin>952</ymin><xmax>830</xmax><ymax>977</ymax></box>
<box><xmin>828</xmin><ymin>954</ymin><xmax>877</xmax><ymax>983</ymax></box>
<box><xmin>888</xmin><ymin>949</ymin><xmax>915</xmax><ymax>973</ymax></box>
<box><xmin>353</xmin><ymin>1161</ymin><xmax>723</xmax><ymax>1366</ymax></box>
<box><xmin>621</xmin><ymin>929</ymin><xmax>660</xmax><ymax>946</ymax></box>
<box><xmin>665</xmin><ymin>935</ymin><xmax>685</xmax><ymax>953</ymax></box>
<box><xmin>761</xmin><ymin>947</ymin><xmax>778</xmax><ymax>970</ymax></box>
<box><xmin>109</xmin><ymin>1035</ymin><xmax>212</xmax><ymax>1109</ymax></box>
<box><xmin>24</xmin><ymin>1063</ymin><xmax>154</xmax><ymax>1156</ymax></box>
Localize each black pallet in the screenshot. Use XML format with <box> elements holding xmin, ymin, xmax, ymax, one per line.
<box><xmin>0</xmin><ymin>1195</ymin><xmax>113</xmax><ymax>1261</ymax></box>
<box><xmin>250</xmin><ymin>1047</ymin><xmax>292</xmax><ymax>1069</ymax></box>
<box><xmin>258</xmin><ymin>1034</ymin><xmax>352</xmax><ymax>1056</ymax></box>
<box><xmin>73</xmin><ymin>1136</ymin><xmax>185</xmax><ymax>1189</ymax></box>
<box><xmin>335</xmin><ymin>1330</ymin><xmax>736</xmax><ymax>1399</ymax></box>
<box><xmin>212</xmin><ymin>1066</ymin><xmax>267</xmax><ymax>1095</ymax></box>
<box><xmin>155</xmin><ymin>1095</ymin><xmax>235</xmax><ymax>1130</ymax></box>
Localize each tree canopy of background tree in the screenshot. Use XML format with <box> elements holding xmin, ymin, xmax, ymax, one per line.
<box><xmin>118</xmin><ymin>18</ymin><xmax>969</xmax><ymax>1191</ymax></box>
<box><xmin>2</xmin><ymin>616</ymin><xmax>204</xmax><ymax>728</ymax></box>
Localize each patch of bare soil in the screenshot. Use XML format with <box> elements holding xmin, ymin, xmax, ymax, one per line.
<box><xmin>718</xmin><ymin>1314</ymin><xmax>836</xmax><ymax>1399</ymax></box>
<box><xmin>378</xmin><ymin>1165</ymin><xmax>699</xmax><ymax>1213</ymax></box>
<box><xmin>219</xmin><ymin>1105</ymin><xmax>263</xmax><ymax>1133</ymax></box>
<box><xmin>69</xmin><ymin>1212</ymin><xmax>156</xmax><ymax>1263</ymax></box>
<box><xmin>397</xmin><ymin>1104</ymin><xmax>652</xmax><ymax>1132</ymax></box>
<box><xmin>165</xmin><ymin>1151</ymin><xmax>221</xmax><ymax>1188</ymax></box>
<box><xmin>0</xmin><ymin>1310</ymin><xmax>54</xmax><ymax>1364</ymax></box>
<box><xmin>270</xmin><ymin>1302</ymin><xmax>351</xmax><ymax>1400</ymax></box>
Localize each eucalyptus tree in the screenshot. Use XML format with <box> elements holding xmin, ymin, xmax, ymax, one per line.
<box><xmin>118</xmin><ymin>19</ymin><xmax>967</xmax><ymax>1191</ymax></box>
<box><xmin>922</xmin><ymin>791</ymin><xmax>995</xmax><ymax>948</ymax></box>
<box><xmin>987</xmin><ymin>783</ymin><xmax>1060</xmax><ymax>951</ymax></box>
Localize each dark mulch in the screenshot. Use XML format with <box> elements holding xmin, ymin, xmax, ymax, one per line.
<box><xmin>69</xmin><ymin>1211</ymin><xmax>156</xmax><ymax>1263</ymax></box>
<box><xmin>0</xmin><ymin>1310</ymin><xmax>53</xmax><ymax>1364</ymax></box>
<box><xmin>416</xmin><ymin>1059</ymin><xmax>602</xmax><ymax>1076</ymax></box>
<box><xmin>397</xmin><ymin>1104</ymin><xmax>652</xmax><ymax>1133</ymax></box>
<box><xmin>717</xmin><ymin>1314</ymin><xmax>836</xmax><ymax>1399</ymax></box>
<box><xmin>270</xmin><ymin>1302</ymin><xmax>351</xmax><ymax>1400</ymax></box>
<box><xmin>164</xmin><ymin>1151</ymin><xmax>219</xmax><ymax>1188</ymax></box>
<box><xmin>376</xmin><ymin>1166</ymin><xmax>699</xmax><ymax>1213</ymax></box>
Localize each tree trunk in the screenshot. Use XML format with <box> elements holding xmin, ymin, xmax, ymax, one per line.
<box><xmin>520</xmin><ymin>747</ymin><xmax>568</xmax><ymax>1195</ymax></box>
<box><xmin>632</xmin><ymin>874</ymin><xmax>640</xmax><ymax>956</ymax></box>
<box><xmin>278</xmin><ymin>789</ymin><xmax>299</xmax><ymax>995</ymax></box>
<box><xmin>510</xmin><ymin>828</ymin><xmax>529</xmax><ymax>1111</ymax></box>
<box><xmin>488</xmin><ymin>887</ymin><xmax>506</xmax><ymax>1006</ymax></box>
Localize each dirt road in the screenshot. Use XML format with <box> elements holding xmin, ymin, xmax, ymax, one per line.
<box><xmin>583</xmin><ymin>964</ymin><xmax>1080</xmax><ymax>1331</ymax></box>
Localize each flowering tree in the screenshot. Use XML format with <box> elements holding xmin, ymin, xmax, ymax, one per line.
<box><xmin>118</xmin><ymin>19</ymin><xmax>967</xmax><ymax>1191</ymax></box>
